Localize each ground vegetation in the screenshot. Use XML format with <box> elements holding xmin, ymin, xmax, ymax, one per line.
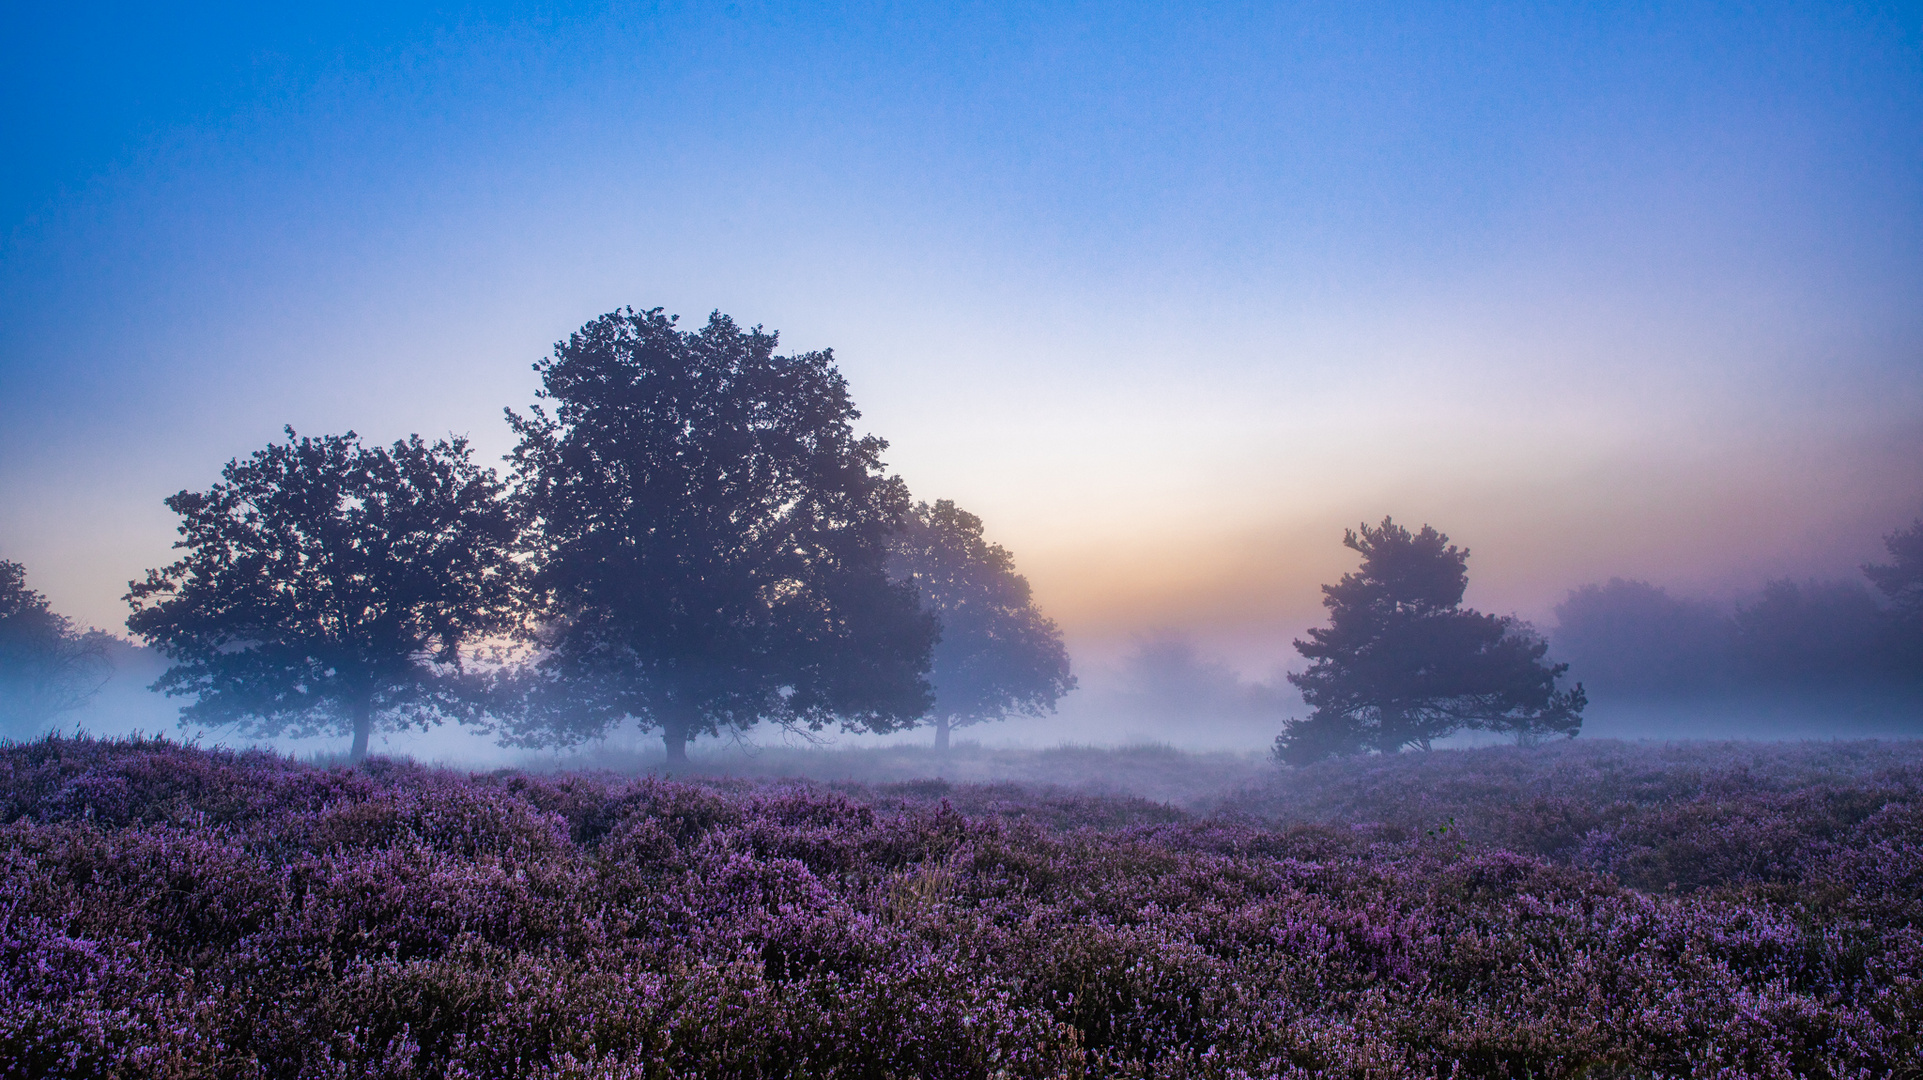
<box><xmin>3</xmin><ymin>735</ymin><xmax>1919</xmax><ymax>1078</ymax></box>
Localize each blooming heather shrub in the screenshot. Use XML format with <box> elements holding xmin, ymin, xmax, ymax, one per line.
<box><xmin>1220</xmin><ymin>739</ymin><xmax>1923</xmax><ymax>889</ymax></box>
<box><xmin>1</xmin><ymin>736</ymin><xmax>1920</xmax><ymax>1078</ymax></box>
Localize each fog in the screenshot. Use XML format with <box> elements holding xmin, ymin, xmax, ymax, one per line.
<box><xmin>26</xmin><ymin>530</ymin><xmax>1920</xmax><ymax>770</ymax></box>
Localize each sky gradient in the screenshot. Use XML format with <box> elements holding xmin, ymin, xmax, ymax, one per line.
<box><xmin>4</xmin><ymin>1</ymin><xmax>1920</xmax><ymax>677</ymax></box>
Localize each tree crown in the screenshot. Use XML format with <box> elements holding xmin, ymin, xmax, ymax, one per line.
<box><xmin>1865</xmin><ymin>517</ymin><xmax>1923</xmax><ymax>618</ymax></box>
<box><xmin>506</xmin><ymin>308</ymin><xmax>934</xmax><ymax>749</ymax></box>
<box><xmin>1323</xmin><ymin>518</ymin><xmax>1469</xmax><ymax>619</ymax></box>
<box><xmin>1280</xmin><ymin>518</ymin><xmax>1582</xmax><ymax>762</ymax></box>
<box><xmin>889</xmin><ymin>499</ymin><xmax>1073</xmax><ymax>727</ymax></box>
<box><xmin>126</xmin><ymin>429</ymin><xmax>519</xmax><ymax>746</ymax></box>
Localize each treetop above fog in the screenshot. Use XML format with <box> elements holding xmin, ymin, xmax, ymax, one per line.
<box><xmin>1322</xmin><ymin>519</ymin><xmax>1470</xmax><ymax>617</ymax></box>
<box><xmin>125</xmin><ymin>429</ymin><xmax>520</xmax><ymax>760</ymax></box>
<box><xmin>502</xmin><ymin>308</ymin><xmax>935</xmax><ymax>758</ymax></box>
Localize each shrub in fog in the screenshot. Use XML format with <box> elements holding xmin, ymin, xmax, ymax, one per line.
<box><xmin>1276</xmin><ymin>518</ymin><xmax>1584</xmax><ymax>763</ymax></box>
<box><xmin>0</xmin><ymin>560</ymin><xmax>108</xmax><ymax>734</ymax></box>
<box><xmin>887</xmin><ymin>499</ymin><xmax>1075</xmax><ymax>750</ymax></box>
<box><xmin>501</xmin><ymin>308</ymin><xmax>935</xmax><ymax>763</ymax></box>
<box><xmin>1120</xmin><ymin>633</ymin><xmax>1246</xmax><ymax>711</ymax></box>
<box><xmin>125</xmin><ymin>429</ymin><xmax>520</xmax><ymax>762</ymax></box>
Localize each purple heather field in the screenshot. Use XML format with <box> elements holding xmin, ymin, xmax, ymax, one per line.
<box><xmin>4</xmin><ymin>736</ymin><xmax>1922</xmax><ymax>1079</ymax></box>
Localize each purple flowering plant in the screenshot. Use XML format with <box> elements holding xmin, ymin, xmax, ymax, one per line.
<box><xmin>2</xmin><ymin>735</ymin><xmax>1920</xmax><ymax>1078</ymax></box>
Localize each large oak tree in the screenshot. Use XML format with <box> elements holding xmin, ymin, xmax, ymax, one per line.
<box><xmin>127</xmin><ymin>430</ymin><xmax>520</xmax><ymax>761</ymax></box>
<box><xmin>503</xmin><ymin>308</ymin><xmax>934</xmax><ymax>762</ymax></box>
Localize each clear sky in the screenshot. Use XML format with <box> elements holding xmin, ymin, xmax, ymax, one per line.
<box><xmin>4</xmin><ymin>1</ymin><xmax>1920</xmax><ymax>673</ymax></box>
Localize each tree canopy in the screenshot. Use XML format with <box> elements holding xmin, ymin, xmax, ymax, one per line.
<box><xmin>1550</xmin><ymin>515</ymin><xmax>1923</xmax><ymax>705</ymax></box>
<box><xmin>1276</xmin><ymin>518</ymin><xmax>1584</xmax><ymax>763</ymax></box>
<box><xmin>0</xmin><ymin>560</ymin><xmax>110</xmax><ymax>734</ymax></box>
<box><xmin>1552</xmin><ymin>578</ymin><xmax>1733</xmax><ymax>698</ymax></box>
<box><xmin>126</xmin><ymin>429</ymin><xmax>520</xmax><ymax>761</ymax></box>
<box><xmin>887</xmin><ymin>499</ymin><xmax>1074</xmax><ymax>749</ymax></box>
<box><xmin>504</xmin><ymin>308</ymin><xmax>935</xmax><ymax>762</ymax></box>
<box><xmin>1866</xmin><ymin>517</ymin><xmax>1923</xmax><ymax>678</ymax></box>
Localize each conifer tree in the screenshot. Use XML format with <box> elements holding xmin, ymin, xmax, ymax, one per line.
<box><xmin>1276</xmin><ymin>518</ymin><xmax>1584</xmax><ymax>763</ymax></box>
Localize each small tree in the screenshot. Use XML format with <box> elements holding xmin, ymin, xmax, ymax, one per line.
<box><xmin>0</xmin><ymin>561</ymin><xmax>110</xmax><ymax>734</ymax></box>
<box><xmin>126</xmin><ymin>429</ymin><xmax>520</xmax><ymax>761</ymax></box>
<box><xmin>1865</xmin><ymin>516</ymin><xmax>1923</xmax><ymax>678</ymax></box>
<box><xmin>1275</xmin><ymin>518</ymin><xmax>1584</xmax><ymax>764</ymax></box>
<box><xmin>888</xmin><ymin>499</ymin><xmax>1074</xmax><ymax>750</ymax></box>
<box><xmin>505</xmin><ymin>308</ymin><xmax>935</xmax><ymax>763</ymax></box>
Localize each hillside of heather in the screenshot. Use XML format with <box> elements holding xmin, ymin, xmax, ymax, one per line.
<box><xmin>4</xmin><ymin>735</ymin><xmax>1921</xmax><ymax>1078</ymax></box>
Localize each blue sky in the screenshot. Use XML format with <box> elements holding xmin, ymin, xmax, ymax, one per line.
<box><xmin>3</xmin><ymin>1</ymin><xmax>1920</xmax><ymax>669</ymax></box>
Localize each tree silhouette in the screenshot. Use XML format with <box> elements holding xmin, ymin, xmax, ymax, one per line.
<box><xmin>888</xmin><ymin>499</ymin><xmax>1073</xmax><ymax>750</ymax></box>
<box><xmin>1732</xmin><ymin>578</ymin><xmax>1892</xmax><ymax>687</ymax></box>
<box><xmin>126</xmin><ymin>430</ymin><xmax>520</xmax><ymax>761</ymax></box>
<box><xmin>1275</xmin><ymin>518</ymin><xmax>1584</xmax><ymax>763</ymax></box>
<box><xmin>1866</xmin><ymin>516</ymin><xmax>1923</xmax><ymax>678</ymax></box>
<box><xmin>504</xmin><ymin>308</ymin><xmax>934</xmax><ymax>763</ymax></box>
<box><xmin>1552</xmin><ymin>578</ymin><xmax>1733</xmax><ymax>698</ymax></box>
<box><xmin>0</xmin><ymin>560</ymin><xmax>110</xmax><ymax>734</ymax></box>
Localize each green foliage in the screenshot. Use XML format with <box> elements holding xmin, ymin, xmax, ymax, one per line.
<box><xmin>888</xmin><ymin>499</ymin><xmax>1075</xmax><ymax>748</ymax></box>
<box><xmin>1277</xmin><ymin>518</ymin><xmax>1584</xmax><ymax>763</ymax></box>
<box><xmin>125</xmin><ymin>429</ymin><xmax>520</xmax><ymax>760</ymax></box>
<box><xmin>503</xmin><ymin>308</ymin><xmax>936</xmax><ymax>761</ymax></box>
<box><xmin>0</xmin><ymin>561</ymin><xmax>108</xmax><ymax>733</ymax></box>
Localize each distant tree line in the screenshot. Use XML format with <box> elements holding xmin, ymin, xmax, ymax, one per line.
<box><xmin>1553</xmin><ymin>520</ymin><xmax>1923</xmax><ymax>704</ymax></box>
<box><xmin>0</xmin><ymin>561</ymin><xmax>110</xmax><ymax>734</ymax></box>
<box><xmin>111</xmin><ymin>308</ymin><xmax>1073</xmax><ymax>762</ymax></box>
<box><xmin>12</xmin><ymin>304</ymin><xmax>1918</xmax><ymax>761</ymax></box>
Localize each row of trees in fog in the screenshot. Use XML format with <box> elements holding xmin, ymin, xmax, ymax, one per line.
<box><xmin>5</xmin><ymin>304</ymin><xmax>1918</xmax><ymax>762</ymax></box>
<box><xmin>1555</xmin><ymin>527</ymin><xmax>1923</xmax><ymax>704</ymax></box>
<box><xmin>111</xmin><ymin>309</ymin><xmax>1071</xmax><ymax>762</ymax></box>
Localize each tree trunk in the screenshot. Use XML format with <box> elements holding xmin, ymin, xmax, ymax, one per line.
<box><xmin>663</xmin><ymin>723</ymin><xmax>689</xmax><ymax>767</ymax></box>
<box><xmin>348</xmin><ymin>696</ymin><xmax>373</xmax><ymax>764</ymax></box>
<box><xmin>934</xmin><ymin>715</ymin><xmax>951</xmax><ymax>753</ymax></box>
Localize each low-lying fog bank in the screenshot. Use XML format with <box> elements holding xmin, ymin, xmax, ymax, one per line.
<box><xmin>519</xmin><ymin>740</ymin><xmax>1271</xmax><ymax>811</ymax></box>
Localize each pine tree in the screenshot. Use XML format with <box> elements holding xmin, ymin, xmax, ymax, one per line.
<box><xmin>1275</xmin><ymin>518</ymin><xmax>1584</xmax><ymax>763</ymax></box>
